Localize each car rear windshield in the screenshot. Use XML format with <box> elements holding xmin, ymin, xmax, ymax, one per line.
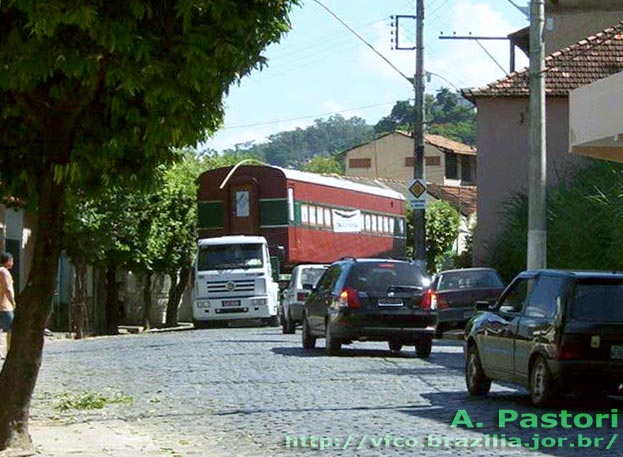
<box><xmin>346</xmin><ymin>262</ymin><xmax>426</xmax><ymax>294</ymax></box>
<box><xmin>437</xmin><ymin>270</ymin><xmax>503</xmax><ymax>291</ymax></box>
<box><xmin>570</xmin><ymin>280</ymin><xmax>623</xmax><ymax>322</ymax></box>
<box><xmin>299</xmin><ymin>268</ymin><xmax>327</xmax><ymax>288</ymax></box>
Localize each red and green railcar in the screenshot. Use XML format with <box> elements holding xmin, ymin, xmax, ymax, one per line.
<box><xmin>197</xmin><ymin>165</ymin><xmax>407</xmax><ymax>269</ymax></box>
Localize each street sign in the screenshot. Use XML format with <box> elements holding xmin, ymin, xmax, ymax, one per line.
<box><xmin>408</xmin><ymin>178</ymin><xmax>427</xmax><ymax>210</ymax></box>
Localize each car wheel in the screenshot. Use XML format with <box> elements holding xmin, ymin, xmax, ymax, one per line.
<box><xmin>302</xmin><ymin>316</ymin><xmax>316</xmax><ymax>350</ymax></box>
<box><xmin>282</xmin><ymin>311</ymin><xmax>295</xmax><ymax>335</ymax></box>
<box><xmin>465</xmin><ymin>344</ymin><xmax>491</xmax><ymax>396</ymax></box>
<box><xmin>388</xmin><ymin>340</ymin><xmax>403</xmax><ymax>352</ymax></box>
<box><xmin>415</xmin><ymin>334</ymin><xmax>432</xmax><ymax>358</ymax></box>
<box><xmin>530</xmin><ymin>356</ymin><xmax>557</xmax><ymax>407</ymax></box>
<box><xmin>325</xmin><ymin>320</ymin><xmax>341</xmax><ymax>356</ymax></box>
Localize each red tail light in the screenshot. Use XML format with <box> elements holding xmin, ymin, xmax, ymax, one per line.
<box><xmin>421</xmin><ymin>289</ymin><xmax>437</xmax><ymax>310</ymax></box>
<box><xmin>338</xmin><ymin>287</ymin><xmax>360</xmax><ymax>309</ymax></box>
<box><xmin>297</xmin><ymin>292</ymin><xmax>308</xmax><ymax>302</ymax></box>
<box><xmin>557</xmin><ymin>336</ymin><xmax>583</xmax><ymax>360</ymax></box>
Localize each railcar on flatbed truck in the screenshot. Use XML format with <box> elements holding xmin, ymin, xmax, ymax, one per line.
<box><xmin>193</xmin><ymin>165</ymin><xmax>408</xmax><ymax>327</ymax></box>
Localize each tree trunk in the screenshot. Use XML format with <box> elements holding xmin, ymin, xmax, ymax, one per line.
<box><xmin>71</xmin><ymin>260</ymin><xmax>88</xmax><ymax>339</ymax></box>
<box><xmin>104</xmin><ymin>265</ymin><xmax>119</xmax><ymax>335</ymax></box>
<box><xmin>0</xmin><ymin>169</ymin><xmax>65</xmax><ymax>452</ymax></box>
<box><xmin>142</xmin><ymin>271</ymin><xmax>153</xmax><ymax>331</ymax></box>
<box><xmin>165</xmin><ymin>262</ymin><xmax>192</xmax><ymax>327</ymax></box>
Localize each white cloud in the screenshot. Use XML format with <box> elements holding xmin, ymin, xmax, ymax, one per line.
<box><xmin>359</xmin><ymin>0</ymin><xmax>529</xmax><ymax>92</ymax></box>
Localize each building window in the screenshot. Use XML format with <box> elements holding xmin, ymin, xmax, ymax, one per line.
<box><xmin>349</xmin><ymin>158</ymin><xmax>372</xmax><ymax>168</ymax></box>
<box><xmin>425</xmin><ymin>156</ymin><xmax>441</xmax><ymax>166</ymax></box>
<box><xmin>288</xmin><ymin>188</ymin><xmax>295</xmax><ymax>221</ymax></box>
<box><xmin>461</xmin><ymin>156</ymin><xmax>472</xmax><ymax>182</ymax></box>
<box><xmin>301</xmin><ymin>204</ymin><xmax>309</xmax><ymax>224</ymax></box>
<box><xmin>445</xmin><ymin>153</ymin><xmax>458</xmax><ymax>179</ymax></box>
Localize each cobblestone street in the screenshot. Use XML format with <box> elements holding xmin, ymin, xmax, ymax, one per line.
<box><xmin>29</xmin><ymin>327</ymin><xmax>623</xmax><ymax>456</ymax></box>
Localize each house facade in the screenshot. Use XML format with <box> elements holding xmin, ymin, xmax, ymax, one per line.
<box><xmin>464</xmin><ymin>21</ymin><xmax>623</xmax><ymax>266</ymax></box>
<box><xmin>0</xmin><ymin>205</ymin><xmax>36</xmax><ymax>294</ymax></box>
<box><xmin>343</xmin><ymin>131</ymin><xmax>476</xmax><ymax>186</ymax></box>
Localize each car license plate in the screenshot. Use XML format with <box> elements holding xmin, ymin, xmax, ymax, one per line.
<box><xmin>222</xmin><ymin>300</ymin><xmax>241</xmax><ymax>307</ymax></box>
<box><xmin>379</xmin><ymin>298</ymin><xmax>403</xmax><ymax>307</ymax></box>
<box><xmin>611</xmin><ymin>345</ymin><xmax>623</xmax><ymax>359</ymax></box>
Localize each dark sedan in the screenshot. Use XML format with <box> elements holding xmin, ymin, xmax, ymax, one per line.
<box><xmin>465</xmin><ymin>270</ymin><xmax>623</xmax><ymax>406</ymax></box>
<box><xmin>428</xmin><ymin>268</ymin><xmax>504</xmax><ymax>335</ymax></box>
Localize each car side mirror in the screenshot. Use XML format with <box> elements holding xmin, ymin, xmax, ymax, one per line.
<box><xmin>475</xmin><ymin>300</ymin><xmax>493</xmax><ymax>311</ymax></box>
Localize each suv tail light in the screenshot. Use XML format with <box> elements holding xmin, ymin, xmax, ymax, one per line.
<box><xmin>557</xmin><ymin>335</ymin><xmax>584</xmax><ymax>360</ymax></box>
<box><xmin>421</xmin><ymin>289</ymin><xmax>438</xmax><ymax>310</ymax></box>
<box><xmin>297</xmin><ymin>292</ymin><xmax>309</xmax><ymax>302</ymax></box>
<box><xmin>338</xmin><ymin>287</ymin><xmax>360</xmax><ymax>309</ymax></box>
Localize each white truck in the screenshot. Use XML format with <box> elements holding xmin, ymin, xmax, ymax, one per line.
<box><xmin>193</xmin><ymin>235</ymin><xmax>280</xmax><ymax>328</ymax></box>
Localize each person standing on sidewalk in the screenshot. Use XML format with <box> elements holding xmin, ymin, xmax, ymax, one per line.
<box><xmin>0</xmin><ymin>252</ymin><xmax>16</xmax><ymax>357</ymax></box>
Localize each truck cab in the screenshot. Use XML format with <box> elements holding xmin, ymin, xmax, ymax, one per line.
<box><xmin>193</xmin><ymin>235</ymin><xmax>279</xmax><ymax>327</ymax></box>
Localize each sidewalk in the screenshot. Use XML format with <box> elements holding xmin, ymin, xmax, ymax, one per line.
<box><xmin>29</xmin><ymin>420</ymin><xmax>167</xmax><ymax>457</ymax></box>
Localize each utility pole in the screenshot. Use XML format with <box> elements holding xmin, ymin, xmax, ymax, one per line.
<box><xmin>413</xmin><ymin>0</ymin><xmax>426</xmax><ymax>267</ymax></box>
<box><xmin>527</xmin><ymin>0</ymin><xmax>547</xmax><ymax>270</ymax></box>
<box><xmin>391</xmin><ymin>2</ymin><xmax>426</xmax><ymax>268</ymax></box>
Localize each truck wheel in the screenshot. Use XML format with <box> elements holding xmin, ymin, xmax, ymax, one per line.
<box><xmin>415</xmin><ymin>334</ymin><xmax>432</xmax><ymax>358</ymax></box>
<box><xmin>325</xmin><ymin>321</ymin><xmax>341</xmax><ymax>356</ymax></box>
<box><xmin>465</xmin><ymin>344</ymin><xmax>491</xmax><ymax>396</ymax></box>
<box><xmin>530</xmin><ymin>356</ymin><xmax>557</xmax><ymax>407</ymax></box>
<box><xmin>302</xmin><ymin>316</ymin><xmax>316</xmax><ymax>349</ymax></box>
<box><xmin>282</xmin><ymin>312</ymin><xmax>295</xmax><ymax>334</ymax></box>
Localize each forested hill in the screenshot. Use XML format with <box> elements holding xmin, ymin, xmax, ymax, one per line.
<box><xmin>219</xmin><ymin>88</ymin><xmax>475</xmax><ymax>172</ymax></box>
<box><xmin>222</xmin><ymin>114</ymin><xmax>375</xmax><ymax>169</ymax></box>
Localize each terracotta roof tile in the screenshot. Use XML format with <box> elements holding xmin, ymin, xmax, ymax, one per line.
<box><xmin>395</xmin><ymin>131</ymin><xmax>476</xmax><ymax>156</ymax></box>
<box><xmin>427</xmin><ymin>183</ymin><xmax>477</xmax><ymax>216</ymax></box>
<box><xmin>330</xmin><ymin>174</ymin><xmax>477</xmax><ymax>216</ymax></box>
<box><xmin>463</xmin><ymin>21</ymin><xmax>623</xmax><ymax>100</ymax></box>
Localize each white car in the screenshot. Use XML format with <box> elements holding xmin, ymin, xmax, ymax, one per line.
<box><xmin>281</xmin><ymin>264</ymin><xmax>329</xmax><ymax>334</ymax></box>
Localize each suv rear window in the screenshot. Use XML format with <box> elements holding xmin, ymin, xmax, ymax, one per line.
<box><xmin>346</xmin><ymin>262</ymin><xmax>426</xmax><ymax>294</ymax></box>
<box><xmin>570</xmin><ymin>280</ymin><xmax>623</xmax><ymax>322</ymax></box>
<box><xmin>438</xmin><ymin>270</ymin><xmax>503</xmax><ymax>291</ymax></box>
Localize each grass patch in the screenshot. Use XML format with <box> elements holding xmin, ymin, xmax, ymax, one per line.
<box><xmin>55</xmin><ymin>391</ymin><xmax>134</xmax><ymax>412</ymax></box>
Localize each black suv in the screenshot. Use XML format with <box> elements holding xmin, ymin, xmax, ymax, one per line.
<box><xmin>302</xmin><ymin>258</ymin><xmax>436</xmax><ymax>357</ymax></box>
<box><xmin>465</xmin><ymin>270</ymin><xmax>623</xmax><ymax>406</ymax></box>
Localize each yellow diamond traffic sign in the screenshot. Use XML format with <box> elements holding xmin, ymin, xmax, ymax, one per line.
<box><xmin>409</xmin><ymin>180</ymin><xmax>426</xmax><ymax>199</ymax></box>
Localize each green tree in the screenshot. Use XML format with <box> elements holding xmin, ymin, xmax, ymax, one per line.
<box><xmin>0</xmin><ymin>1</ymin><xmax>296</xmax><ymax>451</ymax></box>
<box><xmin>374</xmin><ymin>88</ymin><xmax>475</xmax><ymax>145</ymax></box>
<box><xmin>489</xmin><ymin>161</ymin><xmax>623</xmax><ymax>283</ymax></box>
<box><xmin>223</xmin><ymin>114</ymin><xmax>373</xmax><ymax>168</ymax></box>
<box><xmin>301</xmin><ymin>155</ymin><xmax>343</xmax><ymax>174</ymax></box>
<box><xmin>148</xmin><ymin>153</ymin><xmax>203</xmax><ymax>328</ymax></box>
<box><xmin>406</xmin><ymin>201</ymin><xmax>460</xmax><ymax>274</ymax></box>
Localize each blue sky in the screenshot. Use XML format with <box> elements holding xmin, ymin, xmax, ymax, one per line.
<box><xmin>205</xmin><ymin>0</ymin><xmax>530</xmax><ymax>152</ymax></box>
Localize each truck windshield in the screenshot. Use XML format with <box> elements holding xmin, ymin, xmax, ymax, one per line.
<box><xmin>197</xmin><ymin>244</ymin><xmax>264</xmax><ymax>271</ymax></box>
<box><xmin>571</xmin><ymin>280</ymin><xmax>623</xmax><ymax>322</ymax></box>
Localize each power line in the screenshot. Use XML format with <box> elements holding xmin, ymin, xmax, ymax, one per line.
<box><xmin>222</xmin><ymin>100</ymin><xmax>405</xmax><ymax>130</ymax></box>
<box><xmin>311</xmin><ymin>0</ymin><xmax>412</xmax><ymax>84</ymax></box>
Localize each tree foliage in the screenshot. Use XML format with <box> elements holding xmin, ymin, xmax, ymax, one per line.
<box><xmin>406</xmin><ymin>200</ymin><xmax>460</xmax><ymax>274</ymax></box>
<box><xmin>301</xmin><ymin>155</ymin><xmax>343</xmax><ymax>175</ymax></box>
<box><xmin>0</xmin><ymin>0</ymin><xmax>297</xmax><ymax>451</ymax></box>
<box><xmin>489</xmin><ymin>162</ymin><xmax>623</xmax><ymax>282</ymax></box>
<box><xmin>373</xmin><ymin>88</ymin><xmax>475</xmax><ymax>145</ymax></box>
<box><xmin>222</xmin><ymin>114</ymin><xmax>373</xmax><ymax>168</ymax></box>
